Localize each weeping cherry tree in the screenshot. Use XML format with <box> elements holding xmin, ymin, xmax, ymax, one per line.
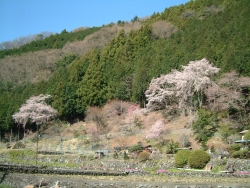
<box><xmin>12</xmin><ymin>94</ymin><xmax>57</xmax><ymax>165</ymax></box>
<box><xmin>12</xmin><ymin>94</ymin><xmax>58</xmax><ymax>138</ymax></box>
<box><xmin>145</xmin><ymin>58</ymin><xmax>220</xmax><ymax>114</ymax></box>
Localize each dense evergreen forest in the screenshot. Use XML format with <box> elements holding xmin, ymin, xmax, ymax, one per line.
<box><xmin>0</xmin><ymin>0</ymin><xmax>249</xmax><ymax>138</ymax></box>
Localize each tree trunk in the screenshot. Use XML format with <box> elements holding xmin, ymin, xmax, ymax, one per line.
<box><xmin>17</xmin><ymin>125</ymin><xmax>20</xmax><ymax>141</ymax></box>
<box><xmin>10</xmin><ymin>128</ymin><xmax>12</xmax><ymax>144</ymax></box>
<box><xmin>36</xmin><ymin>124</ymin><xmax>39</xmax><ymax>165</ymax></box>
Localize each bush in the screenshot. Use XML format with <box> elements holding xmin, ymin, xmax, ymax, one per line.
<box><xmin>123</xmin><ymin>151</ymin><xmax>129</xmax><ymax>160</ymax></box>
<box><xmin>175</xmin><ymin>150</ymin><xmax>192</xmax><ymax>168</ymax></box>
<box><xmin>231</xmin><ymin>149</ymin><xmax>250</xmax><ymax>159</ymax></box>
<box><xmin>188</xmin><ymin>150</ymin><xmax>210</xmax><ymax>169</ymax></box>
<box><xmin>229</xmin><ymin>144</ymin><xmax>241</xmax><ymax>151</ymax></box>
<box><xmin>211</xmin><ymin>159</ymin><xmax>227</xmax><ymax>173</ymax></box>
<box><xmin>244</xmin><ymin>130</ymin><xmax>250</xmax><ymax>140</ymax></box>
<box><xmin>229</xmin><ymin>144</ymin><xmax>241</xmax><ymax>155</ymax></box>
<box><xmin>166</xmin><ymin>140</ymin><xmax>180</xmax><ymax>154</ymax></box>
<box><xmin>12</xmin><ymin>142</ymin><xmax>26</xmax><ymax>149</ymax></box>
<box><xmin>129</xmin><ymin>142</ymin><xmax>144</xmax><ymax>153</ymax></box>
<box><xmin>137</xmin><ymin>151</ymin><xmax>150</xmax><ymax>162</ymax></box>
<box><xmin>6</xmin><ymin>142</ymin><xmax>12</xmax><ymax>149</ymax></box>
<box><xmin>113</xmin><ymin>151</ymin><xmax>119</xmax><ymax>159</ymax></box>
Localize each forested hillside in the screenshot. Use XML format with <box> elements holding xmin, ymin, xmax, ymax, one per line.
<box><xmin>0</xmin><ymin>0</ymin><xmax>249</xmax><ymax>143</ymax></box>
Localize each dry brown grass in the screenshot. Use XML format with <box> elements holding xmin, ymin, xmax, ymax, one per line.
<box><xmin>16</xmin><ymin>101</ymin><xmax>204</xmax><ymax>152</ymax></box>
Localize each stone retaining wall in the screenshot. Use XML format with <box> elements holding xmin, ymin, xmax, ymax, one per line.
<box><xmin>0</xmin><ymin>163</ymin><xmax>127</xmax><ymax>176</ymax></box>
<box><xmin>1</xmin><ymin>152</ymin><xmax>250</xmax><ymax>172</ymax></box>
<box><xmin>1</xmin><ymin>170</ymin><xmax>250</xmax><ymax>188</ymax></box>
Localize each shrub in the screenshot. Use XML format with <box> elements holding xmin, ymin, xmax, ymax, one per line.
<box><xmin>175</xmin><ymin>150</ymin><xmax>192</xmax><ymax>168</ymax></box>
<box><xmin>113</xmin><ymin>151</ymin><xmax>119</xmax><ymax>159</ymax></box>
<box><xmin>229</xmin><ymin>144</ymin><xmax>241</xmax><ymax>151</ymax></box>
<box><xmin>166</xmin><ymin>140</ymin><xmax>180</xmax><ymax>154</ymax></box>
<box><xmin>12</xmin><ymin>142</ymin><xmax>26</xmax><ymax>149</ymax></box>
<box><xmin>231</xmin><ymin>150</ymin><xmax>242</xmax><ymax>158</ymax></box>
<box><xmin>211</xmin><ymin>159</ymin><xmax>227</xmax><ymax>173</ymax></box>
<box><xmin>123</xmin><ymin>151</ymin><xmax>129</xmax><ymax>160</ymax></box>
<box><xmin>137</xmin><ymin>151</ymin><xmax>150</xmax><ymax>162</ymax></box>
<box><xmin>129</xmin><ymin>142</ymin><xmax>144</xmax><ymax>153</ymax></box>
<box><xmin>188</xmin><ymin>150</ymin><xmax>210</xmax><ymax>169</ymax></box>
<box><xmin>229</xmin><ymin>144</ymin><xmax>241</xmax><ymax>155</ymax></box>
<box><xmin>210</xmin><ymin>146</ymin><xmax>215</xmax><ymax>153</ymax></box>
<box><xmin>6</xmin><ymin>142</ymin><xmax>12</xmax><ymax>149</ymax></box>
<box><xmin>219</xmin><ymin>124</ymin><xmax>236</xmax><ymax>141</ymax></box>
<box><xmin>244</xmin><ymin>130</ymin><xmax>250</xmax><ymax>140</ymax></box>
<box><xmin>192</xmin><ymin>109</ymin><xmax>218</xmax><ymax>146</ymax></box>
<box><xmin>231</xmin><ymin>149</ymin><xmax>250</xmax><ymax>159</ymax></box>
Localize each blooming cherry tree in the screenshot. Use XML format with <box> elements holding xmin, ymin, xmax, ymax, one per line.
<box><xmin>146</xmin><ymin>120</ymin><xmax>164</xmax><ymax>139</ymax></box>
<box><xmin>12</xmin><ymin>94</ymin><xmax>58</xmax><ymax>138</ymax></box>
<box><xmin>145</xmin><ymin>58</ymin><xmax>220</xmax><ymax>114</ymax></box>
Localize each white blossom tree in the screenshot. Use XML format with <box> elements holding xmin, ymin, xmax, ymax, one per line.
<box><xmin>12</xmin><ymin>94</ymin><xmax>58</xmax><ymax>138</ymax></box>
<box><xmin>145</xmin><ymin>58</ymin><xmax>220</xmax><ymax>114</ymax></box>
<box><xmin>146</xmin><ymin>120</ymin><xmax>164</xmax><ymax>139</ymax></box>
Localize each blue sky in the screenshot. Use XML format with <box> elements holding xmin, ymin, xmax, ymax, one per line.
<box><xmin>0</xmin><ymin>0</ymin><xmax>189</xmax><ymax>43</ymax></box>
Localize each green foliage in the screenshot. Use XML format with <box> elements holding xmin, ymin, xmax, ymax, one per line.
<box><xmin>210</xmin><ymin>145</ymin><xmax>215</xmax><ymax>153</ymax></box>
<box><xmin>77</xmin><ymin>49</ymin><xmax>108</xmax><ymax>107</ymax></box>
<box><xmin>175</xmin><ymin>150</ymin><xmax>192</xmax><ymax>168</ymax></box>
<box><xmin>244</xmin><ymin>130</ymin><xmax>250</xmax><ymax>140</ymax></box>
<box><xmin>0</xmin><ymin>184</ymin><xmax>15</xmax><ymax>188</ymax></box>
<box><xmin>228</xmin><ymin>143</ymin><xmax>242</xmax><ymax>156</ymax></box>
<box><xmin>12</xmin><ymin>142</ymin><xmax>26</xmax><ymax>149</ymax></box>
<box><xmin>73</xmin><ymin>131</ymin><xmax>80</xmax><ymax>138</ymax></box>
<box><xmin>211</xmin><ymin>159</ymin><xmax>227</xmax><ymax>173</ymax></box>
<box><xmin>8</xmin><ymin>149</ymin><xmax>36</xmax><ymax>161</ymax></box>
<box><xmin>123</xmin><ymin>151</ymin><xmax>130</xmax><ymax>160</ymax></box>
<box><xmin>129</xmin><ymin>142</ymin><xmax>144</xmax><ymax>153</ymax></box>
<box><xmin>0</xmin><ymin>82</ymin><xmax>36</xmax><ymax>131</ymax></box>
<box><xmin>55</xmin><ymin>54</ymin><xmax>77</xmax><ymax>69</ymax></box>
<box><xmin>113</xmin><ymin>151</ymin><xmax>119</xmax><ymax>159</ymax></box>
<box><xmin>166</xmin><ymin>140</ymin><xmax>180</xmax><ymax>154</ymax></box>
<box><xmin>0</xmin><ymin>27</ymin><xmax>100</xmax><ymax>58</ymax></box>
<box><xmin>133</xmin><ymin>117</ymin><xmax>143</xmax><ymax>128</ymax></box>
<box><xmin>188</xmin><ymin>150</ymin><xmax>210</xmax><ymax>169</ymax></box>
<box><xmin>219</xmin><ymin>125</ymin><xmax>236</xmax><ymax>141</ymax></box>
<box><xmin>131</xmin><ymin>15</ymin><xmax>139</xmax><ymax>22</ymax></box>
<box><xmin>231</xmin><ymin>149</ymin><xmax>250</xmax><ymax>159</ymax></box>
<box><xmin>229</xmin><ymin>144</ymin><xmax>241</xmax><ymax>152</ymax></box>
<box><xmin>192</xmin><ymin>109</ymin><xmax>218</xmax><ymax>148</ymax></box>
<box><xmin>137</xmin><ymin>151</ymin><xmax>150</xmax><ymax>162</ymax></box>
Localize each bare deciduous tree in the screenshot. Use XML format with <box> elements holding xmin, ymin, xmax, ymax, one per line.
<box><xmin>152</xmin><ymin>21</ymin><xmax>178</xmax><ymax>39</ymax></box>
<box><xmin>178</xmin><ymin>133</ymin><xmax>191</xmax><ymax>147</ymax></box>
<box><xmin>85</xmin><ymin>106</ymin><xmax>108</xmax><ymax>132</ymax></box>
<box><xmin>102</xmin><ymin>100</ymin><xmax>131</xmax><ymax>118</ymax></box>
<box><xmin>205</xmin><ymin>71</ymin><xmax>250</xmax><ymax>127</ymax></box>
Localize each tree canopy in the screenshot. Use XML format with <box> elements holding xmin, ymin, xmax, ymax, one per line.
<box><xmin>0</xmin><ymin>0</ymin><xmax>250</xmax><ymax>135</ymax></box>
<box><xmin>145</xmin><ymin>58</ymin><xmax>220</xmax><ymax>114</ymax></box>
<box><xmin>12</xmin><ymin>94</ymin><xmax>58</xmax><ymax>128</ymax></box>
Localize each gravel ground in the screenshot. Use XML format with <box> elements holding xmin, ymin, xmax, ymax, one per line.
<box><xmin>1</xmin><ymin>172</ymin><xmax>250</xmax><ymax>188</ymax></box>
